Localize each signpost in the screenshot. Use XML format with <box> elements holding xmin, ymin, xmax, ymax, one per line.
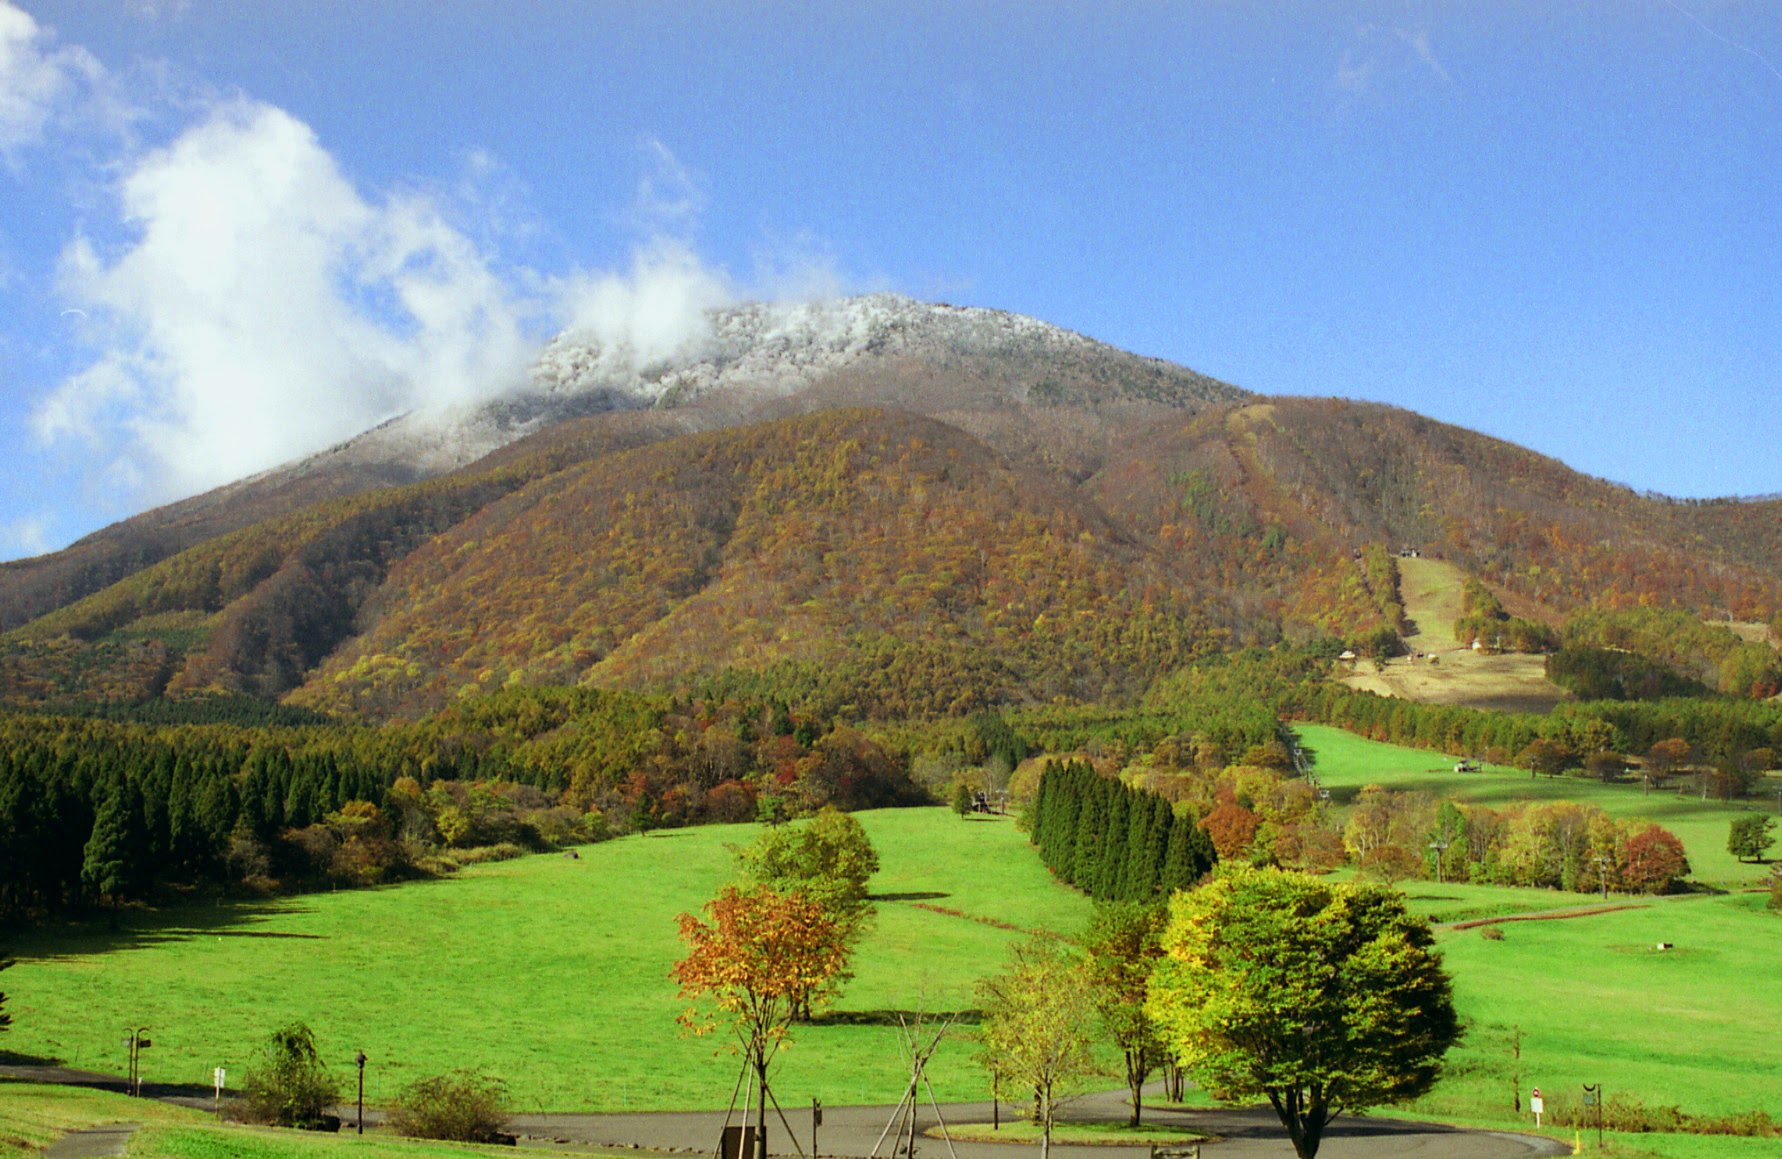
<box><xmin>1530</xmin><ymin>1087</ymin><xmax>1544</xmax><ymax>1128</ymax></box>
<box><xmin>213</xmin><ymin>1067</ymin><xmax>225</xmax><ymax>1118</ymax></box>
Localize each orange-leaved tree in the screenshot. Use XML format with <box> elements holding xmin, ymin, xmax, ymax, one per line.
<box><xmin>672</xmin><ymin>885</ymin><xmax>850</xmax><ymax>1150</ymax></box>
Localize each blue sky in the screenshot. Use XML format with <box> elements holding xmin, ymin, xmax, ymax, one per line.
<box><xmin>2</xmin><ymin>2</ymin><xmax>1778</xmax><ymax>561</ymax></box>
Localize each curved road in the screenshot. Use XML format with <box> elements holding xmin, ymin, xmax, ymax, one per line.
<box><xmin>510</xmin><ymin>1083</ymin><xmax>1568</xmax><ymax>1159</ymax></box>
<box><xmin>2</xmin><ymin>1064</ymin><xmax>1565</xmax><ymax>1158</ymax></box>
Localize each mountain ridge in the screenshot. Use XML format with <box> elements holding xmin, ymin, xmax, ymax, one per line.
<box><xmin>2</xmin><ymin>295</ymin><xmax>1777</xmax><ymax>721</ymax></box>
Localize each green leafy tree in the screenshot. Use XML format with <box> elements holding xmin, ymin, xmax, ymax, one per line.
<box><xmin>735</xmin><ymin>808</ymin><xmax>878</xmax><ymax>1019</ymax></box>
<box><xmin>1146</xmin><ymin>868</ymin><xmax>1461</xmax><ymax>1159</ymax></box>
<box><xmin>952</xmin><ymin>780</ymin><xmax>975</xmax><ymax>820</ymax></box>
<box><xmin>1728</xmin><ymin>815</ymin><xmax>1776</xmax><ymax>864</ymax></box>
<box><xmin>0</xmin><ymin>954</ymin><xmax>13</xmax><ymax>1035</ymax></box>
<box><xmin>242</xmin><ymin>1022</ymin><xmax>342</xmax><ymax>1128</ymax></box>
<box><xmin>1082</xmin><ymin>901</ymin><xmax>1167</xmax><ymax>1125</ymax></box>
<box><xmin>974</xmin><ymin>936</ymin><xmax>1099</xmax><ymax>1159</ymax></box>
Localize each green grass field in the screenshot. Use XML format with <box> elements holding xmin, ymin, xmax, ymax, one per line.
<box><xmin>6</xmin><ymin>792</ymin><xmax>1778</xmax><ymax>1154</ymax></box>
<box><xmin>1296</xmin><ymin>723</ymin><xmax>1776</xmax><ymax>885</ymax></box>
<box><xmin>1408</xmin><ymin>889</ymin><xmax>1782</xmax><ymax>1122</ymax></box>
<box><xmin>5</xmin><ymin>810</ymin><xmax>1090</xmax><ymax>1113</ymax></box>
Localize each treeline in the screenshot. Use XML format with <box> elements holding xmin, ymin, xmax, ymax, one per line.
<box><xmin>1027</xmin><ymin>761</ymin><xmax>1218</xmax><ymax>901</ymax></box>
<box><xmin>1545</xmin><ymin>647</ymin><xmax>1709</xmax><ymax>701</ymax></box>
<box><xmin>1283</xmin><ymin>678</ymin><xmax>1782</xmax><ymax>772</ymax></box>
<box><xmin>1344</xmin><ymin>790</ymin><xmax>1691</xmax><ymax>894</ymax></box>
<box><xmin>0</xmin><ymin>686</ymin><xmax>926</xmax><ymax>923</ymax></box>
<box><xmin>1560</xmin><ymin>608</ymin><xmax>1782</xmax><ymax>699</ymax></box>
<box><xmin>1452</xmin><ymin>578</ymin><xmax>1556</xmax><ymax>654</ymax></box>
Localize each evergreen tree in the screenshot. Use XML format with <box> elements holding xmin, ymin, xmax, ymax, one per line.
<box><xmin>1100</xmin><ymin>788</ymin><xmax>1131</xmax><ymax>898</ymax></box>
<box><xmin>83</xmin><ymin>776</ymin><xmax>144</xmax><ymax>909</ymax></box>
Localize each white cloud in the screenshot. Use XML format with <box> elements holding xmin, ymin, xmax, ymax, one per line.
<box><xmin>1334</xmin><ymin>23</ymin><xmax>1453</xmax><ymax>96</ymax></box>
<box><xmin>19</xmin><ymin>57</ymin><xmax>857</xmax><ymax>518</ymax></box>
<box><xmin>0</xmin><ymin>513</ymin><xmax>52</xmax><ymax>559</ymax></box>
<box><xmin>36</xmin><ymin>99</ymin><xmax>538</xmax><ymax>501</ymax></box>
<box><xmin>550</xmin><ymin>238</ymin><xmax>734</xmax><ymax>372</ymax></box>
<box><xmin>1396</xmin><ymin>28</ymin><xmax>1451</xmax><ymax>86</ymax></box>
<box><xmin>0</xmin><ymin>0</ymin><xmax>102</xmax><ymax>161</ymax></box>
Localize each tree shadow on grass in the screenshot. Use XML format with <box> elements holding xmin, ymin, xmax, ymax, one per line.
<box><xmin>0</xmin><ymin>1048</ymin><xmax>67</xmax><ymax>1066</ymax></box>
<box><xmin>868</xmin><ymin>892</ymin><xmax>949</xmax><ymax>902</ymax></box>
<box><xmin>10</xmin><ymin>897</ymin><xmax>328</xmax><ymax>963</ymax></box>
<box><xmin>809</xmin><ymin>1008</ymin><xmax>983</xmax><ymax>1028</ymax></box>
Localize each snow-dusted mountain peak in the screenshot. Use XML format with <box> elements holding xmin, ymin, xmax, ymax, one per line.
<box><xmin>530</xmin><ymin>292</ymin><xmax>1108</xmax><ymax>405</ymax></box>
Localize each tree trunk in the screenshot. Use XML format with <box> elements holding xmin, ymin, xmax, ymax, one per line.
<box><xmin>755</xmin><ymin>1054</ymin><xmax>770</xmax><ymax>1159</ymax></box>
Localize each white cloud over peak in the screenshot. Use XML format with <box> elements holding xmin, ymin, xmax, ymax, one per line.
<box><xmin>37</xmin><ymin>100</ymin><xmax>539</xmax><ymax>500</ymax></box>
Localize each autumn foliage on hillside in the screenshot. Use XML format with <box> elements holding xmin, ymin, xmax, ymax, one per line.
<box><xmin>288</xmin><ymin>410</ymin><xmax>1225</xmax><ymax>720</ymax></box>
<box><xmin>1093</xmin><ymin>399</ymin><xmax>1782</xmax><ymax>630</ymax></box>
<box><xmin>1</xmin><ymin>399</ymin><xmax>1776</xmax><ymax>725</ymax></box>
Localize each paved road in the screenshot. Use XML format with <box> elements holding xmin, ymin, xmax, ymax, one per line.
<box><xmin>43</xmin><ymin>1124</ymin><xmax>139</xmax><ymax>1158</ymax></box>
<box><xmin>2</xmin><ymin>1064</ymin><xmax>1565</xmax><ymax>1159</ymax></box>
<box><xmin>504</xmin><ymin>1085</ymin><xmax>1566</xmax><ymax>1159</ymax></box>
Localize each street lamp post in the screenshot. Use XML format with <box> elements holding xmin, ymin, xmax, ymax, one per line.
<box><xmin>123</xmin><ymin>1027</ymin><xmax>152</xmax><ymax>1097</ymax></box>
<box><xmin>355</xmin><ymin>1051</ymin><xmax>367</xmax><ymax>1135</ymax></box>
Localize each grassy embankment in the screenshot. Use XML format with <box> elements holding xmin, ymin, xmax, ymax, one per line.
<box><xmin>1303</xmin><ymin>725</ymin><xmax>1782</xmax><ymax>1145</ymax></box>
<box><xmin>0</xmin><ymin>1078</ymin><xmax>609</xmax><ymax>1159</ymax></box>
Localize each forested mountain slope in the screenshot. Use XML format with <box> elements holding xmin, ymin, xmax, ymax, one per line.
<box><xmin>2</xmin><ymin>300</ymin><xmax>1777</xmax><ymax>723</ymax></box>
<box><xmin>0</xmin><ymin>294</ymin><xmax>1243</xmax><ymax>632</ymax></box>
<box><xmin>1091</xmin><ymin>399</ymin><xmax>1782</xmax><ymax>628</ymax></box>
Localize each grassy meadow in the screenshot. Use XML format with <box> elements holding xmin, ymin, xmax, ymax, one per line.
<box><xmin>5</xmin><ymin>772</ymin><xmax>1777</xmax><ymax>1152</ymax></box>
<box><xmin>5</xmin><ymin>809</ymin><xmax>1090</xmax><ymax>1113</ymax></box>
<box><xmin>1296</xmin><ymin>723</ymin><xmax>1776</xmax><ymax>885</ymax></box>
<box><xmin>1407</xmin><ymin>888</ymin><xmax>1782</xmax><ymax>1122</ymax></box>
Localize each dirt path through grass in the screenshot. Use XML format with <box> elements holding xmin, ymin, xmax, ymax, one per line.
<box><xmin>1340</xmin><ymin>557</ymin><xmax>1568</xmax><ymax>713</ymax></box>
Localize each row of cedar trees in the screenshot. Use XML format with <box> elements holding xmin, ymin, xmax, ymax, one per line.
<box><xmin>1028</xmin><ymin>760</ymin><xmax>1219</xmax><ymax>901</ymax></box>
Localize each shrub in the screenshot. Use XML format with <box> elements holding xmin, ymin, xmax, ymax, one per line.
<box><xmin>241</xmin><ymin>1022</ymin><xmax>341</xmax><ymax>1129</ymax></box>
<box><xmin>1548</xmin><ymin>1091</ymin><xmax>1777</xmax><ymax>1136</ymax></box>
<box><xmin>447</xmin><ymin>842</ymin><xmax>528</xmax><ymax>866</ymax></box>
<box><xmin>387</xmin><ymin>1070</ymin><xmax>511</xmax><ymax>1142</ymax></box>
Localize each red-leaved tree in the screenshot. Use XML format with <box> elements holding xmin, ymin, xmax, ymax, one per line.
<box><xmin>672</xmin><ymin>885</ymin><xmax>849</xmax><ymax>1153</ymax></box>
<box><xmin>1620</xmin><ymin>825</ymin><xmax>1690</xmax><ymax>893</ymax></box>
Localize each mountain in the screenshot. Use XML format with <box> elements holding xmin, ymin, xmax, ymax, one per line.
<box><xmin>0</xmin><ymin>294</ymin><xmax>1240</xmax><ymax>632</ymax></box>
<box><xmin>2</xmin><ymin>295</ymin><xmax>1777</xmax><ymax>720</ymax></box>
